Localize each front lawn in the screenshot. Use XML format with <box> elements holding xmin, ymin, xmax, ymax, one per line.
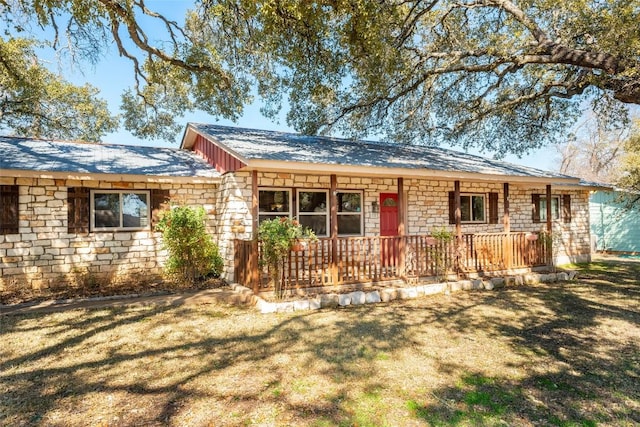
<box><xmin>1</xmin><ymin>259</ymin><xmax>639</xmax><ymax>426</ymax></box>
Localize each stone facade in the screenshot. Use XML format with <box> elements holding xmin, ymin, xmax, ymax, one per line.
<box><xmin>0</xmin><ymin>177</ymin><xmax>217</xmax><ymax>294</ymax></box>
<box><xmin>1</xmin><ymin>171</ymin><xmax>592</xmax><ymax>294</ymax></box>
<box><xmin>217</xmin><ymin>172</ymin><xmax>592</xmax><ymax>280</ymax></box>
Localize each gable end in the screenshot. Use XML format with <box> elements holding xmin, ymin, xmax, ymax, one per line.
<box><xmin>192</xmin><ymin>135</ymin><xmax>246</xmax><ymax>173</ymax></box>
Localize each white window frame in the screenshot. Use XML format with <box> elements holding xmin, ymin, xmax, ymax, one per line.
<box><xmin>297</xmin><ymin>189</ymin><xmax>329</xmax><ymax>237</ymax></box>
<box><xmin>539</xmin><ymin>196</ymin><xmax>560</xmax><ymax>221</ymax></box>
<box><xmin>460</xmin><ymin>193</ymin><xmax>486</xmax><ymax>223</ymax></box>
<box><xmin>90</xmin><ymin>190</ymin><xmax>150</xmax><ymax>231</ymax></box>
<box><xmin>258</xmin><ymin>188</ymin><xmax>293</xmax><ymax>223</ymax></box>
<box><xmin>337</xmin><ymin>190</ymin><xmax>364</xmax><ymax>236</ymax></box>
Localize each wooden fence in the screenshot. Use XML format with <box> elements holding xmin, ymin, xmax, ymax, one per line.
<box><xmin>234</xmin><ymin>232</ymin><xmax>550</xmax><ymax>292</ymax></box>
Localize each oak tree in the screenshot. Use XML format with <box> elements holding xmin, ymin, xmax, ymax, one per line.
<box><xmin>3</xmin><ymin>1</ymin><xmax>640</xmax><ymax>155</ymax></box>
<box><xmin>0</xmin><ymin>37</ymin><xmax>118</xmax><ymax>141</ymax></box>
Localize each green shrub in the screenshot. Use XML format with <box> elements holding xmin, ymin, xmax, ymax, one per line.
<box><xmin>156</xmin><ymin>206</ymin><xmax>223</xmax><ymax>283</ymax></box>
<box><xmin>258</xmin><ymin>217</ymin><xmax>316</xmax><ymax>298</ymax></box>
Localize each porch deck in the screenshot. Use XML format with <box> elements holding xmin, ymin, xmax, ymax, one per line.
<box><xmin>234</xmin><ymin>232</ymin><xmax>551</xmax><ymax>292</ymax></box>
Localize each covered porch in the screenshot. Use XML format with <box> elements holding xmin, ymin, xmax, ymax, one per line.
<box><xmin>234</xmin><ymin>231</ymin><xmax>551</xmax><ymax>292</ymax></box>
<box><xmin>233</xmin><ymin>172</ymin><xmax>557</xmax><ymax>293</ymax></box>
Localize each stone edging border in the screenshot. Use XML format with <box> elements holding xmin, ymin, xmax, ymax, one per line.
<box><xmin>230</xmin><ymin>271</ymin><xmax>578</xmax><ymax>314</ymax></box>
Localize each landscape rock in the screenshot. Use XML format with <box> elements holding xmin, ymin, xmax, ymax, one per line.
<box><xmin>365</xmin><ymin>291</ymin><xmax>381</xmax><ymax>304</ymax></box>
<box><xmin>309</xmin><ymin>297</ymin><xmax>322</xmax><ymax>310</ymax></box>
<box><xmin>471</xmin><ymin>279</ymin><xmax>483</xmax><ymax>290</ymax></box>
<box><xmin>380</xmin><ymin>288</ymin><xmax>397</xmax><ymax>302</ymax></box>
<box><xmin>490</xmin><ymin>277</ymin><xmax>505</xmax><ymax>288</ymax></box>
<box><xmin>257</xmin><ymin>299</ymin><xmax>277</xmax><ymax>314</ymax></box>
<box><xmin>276</xmin><ymin>301</ymin><xmax>294</xmax><ymax>312</ymax></box>
<box><xmin>424</xmin><ymin>283</ymin><xmax>446</xmax><ymax>295</ymax></box>
<box><xmin>320</xmin><ymin>293</ymin><xmax>339</xmax><ymax>308</ymax></box>
<box><xmin>398</xmin><ymin>287</ymin><xmax>418</xmax><ymax>299</ymax></box>
<box><xmin>294</xmin><ymin>299</ymin><xmax>310</xmax><ymax>311</ymax></box>
<box><xmin>338</xmin><ymin>293</ymin><xmax>352</xmax><ymax>306</ymax></box>
<box><xmin>350</xmin><ymin>291</ymin><xmax>366</xmax><ymax>305</ymax></box>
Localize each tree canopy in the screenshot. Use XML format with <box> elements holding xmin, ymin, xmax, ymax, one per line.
<box><xmin>2</xmin><ymin>1</ymin><xmax>640</xmax><ymax>154</ymax></box>
<box><xmin>0</xmin><ymin>37</ymin><xmax>118</xmax><ymax>141</ymax></box>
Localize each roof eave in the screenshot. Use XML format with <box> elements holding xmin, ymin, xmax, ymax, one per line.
<box><xmin>1</xmin><ymin>169</ymin><xmax>221</xmax><ymax>184</ymax></box>
<box><xmin>243</xmin><ymin>160</ymin><xmax>581</xmax><ymax>185</ymax></box>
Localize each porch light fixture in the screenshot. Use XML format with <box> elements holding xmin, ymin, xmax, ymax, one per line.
<box><xmin>371</xmin><ymin>200</ymin><xmax>379</xmax><ymax>213</ymax></box>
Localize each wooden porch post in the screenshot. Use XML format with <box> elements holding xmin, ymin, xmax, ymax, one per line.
<box><xmin>454</xmin><ymin>180</ymin><xmax>462</xmax><ymax>274</ymax></box>
<box><xmin>454</xmin><ymin>180</ymin><xmax>462</xmax><ymax>240</ymax></box>
<box><xmin>397</xmin><ymin>177</ymin><xmax>406</xmax><ymax>277</ymax></box>
<box><xmin>503</xmin><ymin>183</ymin><xmax>512</xmax><ymax>269</ymax></box>
<box><xmin>330</xmin><ymin>174</ymin><xmax>339</xmax><ymax>285</ymax></box>
<box><xmin>503</xmin><ymin>183</ymin><xmax>510</xmax><ymax>233</ymax></box>
<box><xmin>546</xmin><ymin>184</ymin><xmax>553</xmax><ymax>266</ymax></box>
<box><xmin>250</xmin><ymin>170</ymin><xmax>260</xmax><ymax>292</ymax></box>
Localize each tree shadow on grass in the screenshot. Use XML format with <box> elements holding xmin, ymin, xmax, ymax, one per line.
<box><xmin>1</xmin><ymin>260</ymin><xmax>639</xmax><ymax>426</ymax></box>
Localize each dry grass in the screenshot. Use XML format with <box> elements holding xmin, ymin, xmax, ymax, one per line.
<box><xmin>1</xmin><ymin>259</ymin><xmax>639</xmax><ymax>426</ymax></box>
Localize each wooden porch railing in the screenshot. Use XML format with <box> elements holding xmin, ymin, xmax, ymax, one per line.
<box><xmin>234</xmin><ymin>232</ymin><xmax>550</xmax><ymax>292</ymax></box>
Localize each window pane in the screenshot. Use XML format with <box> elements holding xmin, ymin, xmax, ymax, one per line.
<box><xmin>338</xmin><ymin>193</ymin><xmax>361</xmax><ymax>212</ymax></box>
<box><xmin>299</xmin><ymin>191</ymin><xmax>327</xmax><ymax>213</ymax></box>
<box><xmin>472</xmin><ymin>196</ymin><xmax>485</xmax><ymax>222</ymax></box>
<box><xmin>122</xmin><ymin>193</ymin><xmax>148</xmax><ymax>228</ymax></box>
<box><xmin>94</xmin><ymin>193</ymin><xmax>120</xmax><ymax>228</ymax></box>
<box><xmin>382</xmin><ymin>197</ymin><xmax>397</xmax><ymax>207</ymax></box>
<box><xmin>460</xmin><ymin>196</ymin><xmax>471</xmax><ymax>222</ymax></box>
<box><xmin>540</xmin><ymin>197</ymin><xmax>559</xmax><ymax>221</ymax></box>
<box><xmin>299</xmin><ymin>214</ymin><xmax>327</xmax><ymax>236</ymax></box>
<box><xmin>338</xmin><ymin>215</ymin><xmax>361</xmax><ymax>235</ymax></box>
<box><xmin>259</xmin><ymin>190</ymin><xmax>290</xmax><ymax>213</ymax></box>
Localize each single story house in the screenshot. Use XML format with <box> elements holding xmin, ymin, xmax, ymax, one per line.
<box><xmin>1</xmin><ymin>124</ymin><xmax>596</xmax><ymax>296</ymax></box>
<box><xmin>590</xmin><ymin>190</ymin><xmax>640</xmax><ymax>254</ymax></box>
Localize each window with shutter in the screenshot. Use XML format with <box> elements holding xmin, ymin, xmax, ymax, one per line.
<box><xmin>532</xmin><ymin>194</ymin><xmax>541</xmax><ymax>223</ymax></box>
<box><xmin>489</xmin><ymin>192</ymin><xmax>499</xmax><ymax>224</ymax></box>
<box><xmin>68</xmin><ymin>187</ymin><xmax>90</xmax><ymax>233</ymax></box>
<box><xmin>0</xmin><ymin>185</ymin><xmax>19</xmax><ymax>235</ymax></box>
<box><xmin>562</xmin><ymin>194</ymin><xmax>572</xmax><ymax>223</ymax></box>
<box><xmin>151</xmin><ymin>189</ymin><xmax>171</xmax><ymax>228</ymax></box>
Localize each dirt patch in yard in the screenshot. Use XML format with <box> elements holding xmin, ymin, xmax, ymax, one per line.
<box><xmin>0</xmin><ymin>277</ymin><xmax>227</xmax><ymax>306</ymax></box>
<box><xmin>1</xmin><ymin>259</ymin><xmax>638</xmax><ymax>426</ymax></box>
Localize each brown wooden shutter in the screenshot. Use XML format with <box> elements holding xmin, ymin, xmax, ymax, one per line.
<box><xmin>68</xmin><ymin>187</ymin><xmax>90</xmax><ymax>233</ymax></box>
<box><xmin>488</xmin><ymin>192</ymin><xmax>499</xmax><ymax>224</ymax></box>
<box><xmin>532</xmin><ymin>194</ymin><xmax>541</xmax><ymax>223</ymax></box>
<box><xmin>0</xmin><ymin>185</ymin><xmax>19</xmax><ymax>235</ymax></box>
<box><xmin>448</xmin><ymin>191</ymin><xmax>455</xmax><ymax>224</ymax></box>
<box><xmin>151</xmin><ymin>189</ymin><xmax>171</xmax><ymax>228</ymax></box>
<box><xmin>562</xmin><ymin>194</ymin><xmax>572</xmax><ymax>223</ymax></box>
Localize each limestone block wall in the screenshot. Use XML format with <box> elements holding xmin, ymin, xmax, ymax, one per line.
<box><xmin>0</xmin><ymin>177</ymin><xmax>217</xmax><ymax>294</ymax></box>
<box><xmin>219</xmin><ymin>172</ymin><xmax>592</xmax><ymax>280</ymax></box>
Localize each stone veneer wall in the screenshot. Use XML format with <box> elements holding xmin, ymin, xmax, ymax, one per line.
<box><xmin>217</xmin><ymin>173</ymin><xmax>592</xmax><ymax>280</ymax></box>
<box><xmin>0</xmin><ymin>177</ymin><xmax>217</xmax><ymax>293</ymax></box>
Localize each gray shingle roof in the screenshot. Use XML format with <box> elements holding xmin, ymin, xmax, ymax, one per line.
<box><xmin>188</xmin><ymin>123</ymin><xmax>577</xmax><ymax>181</ymax></box>
<box><xmin>0</xmin><ymin>136</ymin><xmax>220</xmax><ymax>179</ymax></box>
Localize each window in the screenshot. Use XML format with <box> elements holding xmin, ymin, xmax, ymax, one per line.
<box><xmin>449</xmin><ymin>192</ymin><xmax>488</xmax><ymax>224</ymax></box>
<box><xmin>337</xmin><ymin>191</ymin><xmax>363</xmax><ymax>235</ymax></box>
<box><xmin>461</xmin><ymin>194</ymin><xmax>485</xmax><ymax>222</ymax></box>
<box><xmin>298</xmin><ymin>190</ymin><xmax>328</xmax><ymax>236</ymax></box>
<box><xmin>0</xmin><ymin>185</ymin><xmax>19</xmax><ymax>235</ymax></box>
<box><xmin>532</xmin><ymin>194</ymin><xmax>561</xmax><ymax>223</ymax></box>
<box><xmin>91</xmin><ymin>190</ymin><xmax>150</xmax><ymax>230</ymax></box>
<box><xmin>539</xmin><ymin>196</ymin><xmax>560</xmax><ymax>221</ymax></box>
<box><xmin>258</xmin><ymin>189</ymin><xmax>292</xmax><ymax>223</ymax></box>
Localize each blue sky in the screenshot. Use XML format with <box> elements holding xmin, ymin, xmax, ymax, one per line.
<box><xmin>44</xmin><ymin>1</ymin><xmax>563</xmax><ymax>172</ymax></box>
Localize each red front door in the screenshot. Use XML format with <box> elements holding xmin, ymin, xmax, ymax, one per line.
<box><xmin>380</xmin><ymin>193</ymin><xmax>398</xmax><ymax>236</ymax></box>
<box><xmin>380</xmin><ymin>193</ymin><xmax>398</xmax><ymax>268</ymax></box>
